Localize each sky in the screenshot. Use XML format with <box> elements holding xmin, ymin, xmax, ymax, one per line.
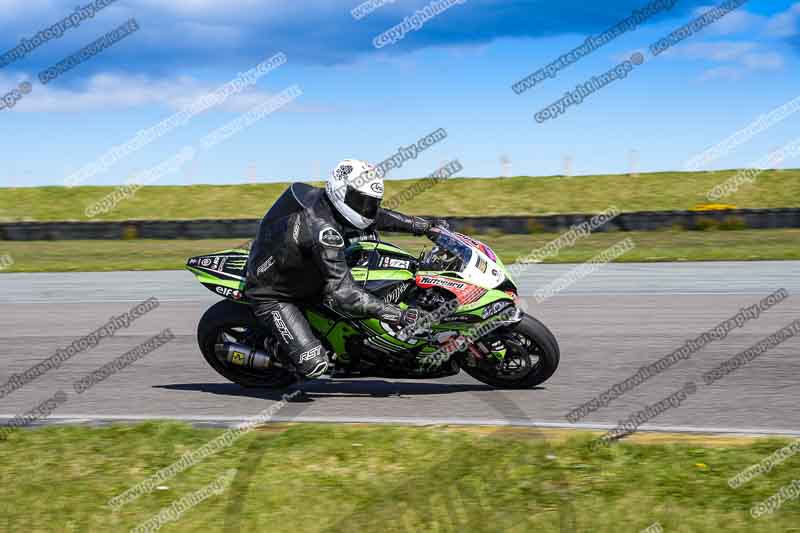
<box><xmin>0</xmin><ymin>0</ymin><xmax>797</xmax><ymax>187</ymax></box>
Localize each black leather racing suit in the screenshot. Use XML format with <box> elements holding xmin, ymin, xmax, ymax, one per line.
<box><xmin>244</xmin><ymin>182</ymin><xmax>430</xmax><ymax>377</ymax></box>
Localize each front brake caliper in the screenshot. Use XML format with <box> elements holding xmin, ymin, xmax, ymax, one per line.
<box><xmin>484</xmin><ymin>339</ymin><xmax>507</xmax><ymax>361</ymax></box>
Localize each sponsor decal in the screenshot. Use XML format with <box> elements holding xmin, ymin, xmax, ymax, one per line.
<box><xmin>456</xmin><ymin>233</ymin><xmax>481</xmax><ymax>247</ymax></box>
<box><xmin>476</xmin><ymin>257</ymin><xmax>487</xmax><ymax>273</ymax></box>
<box><xmin>319</xmin><ymin>227</ymin><xmax>345</xmax><ymax>248</ymax></box>
<box><xmin>298</xmin><ymin>345</ymin><xmax>322</xmax><ymax>363</ymax></box>
<box><xmin>271</xmin><ymin>311</ymin><xmax>294</xmax><ymax>342</ymax></box>
<box><xmin>381</xmin><ymin>310</ymin><xmax>402</xmax><ymax>322</ymax></box>
<box><xmin>256</xmin><ymin>256</ymin><xmax>275</xmax><ymax>277</ymax></box>
<box><xmin>381</xmin><ymin>257</ymin><xmax>411</xmax><ymax>270</ymax></box>
<box><xmin>201</xmin><ymin>258</ymin><xmax>212</xmax><ymax>267</ymax></box>
<box><xmin>334</xmin><ymin>165</ymin><xmax>353</xmax><ymax>180</ymax></box>
<box><xmin>481</xmin><ymin>245</ymin><xmax>498</xmax><ymax>262</ymax></box>
<box><xmin>215</xmin><ymin>286</ymin><xmax>243</xmax><ymax>300</ymax></box>
<box><xmin>231</xmin><ymin>351</ymin><xmax>246</xmax><ymax>365</ymax></box>
<box><xmin>226</xmin><ymin>258</ymin><xmax>247</xmax><ymax>272</ymax></box>
<box><xmin>188</xmin><ymin>258</ymin><xmax>198</xmax><ymax>266</ymax></box>
<box><xmin>370</xmin><ymin>182</ymin><xmax>384</xmax><ymax>194</ymax></box>
<box><xmin>384</xmin><ymin>282</ymin><xmax>410</xmax><ymax>303</ymax></box>
<box><xmin>417</xmin><ymin>275</ymin><xmax>486</xmax><ymax>305</ymax></box>
<box><xmin>418</xmin><ymin>276</ymin><xmax>466</xmax><ymax>290</ymax></box>
<box><xmin>443</xmin><ymin>314</ymin><xmax>479</xmax><ymax>323</ymax></box>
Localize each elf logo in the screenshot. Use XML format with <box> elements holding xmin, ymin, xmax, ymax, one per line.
<box><xmin>215</xmin><ymin>286</ymin><xmax>242</xmax><ymax>300</ymax></box>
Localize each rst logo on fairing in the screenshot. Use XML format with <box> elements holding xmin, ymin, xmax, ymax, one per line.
<box><xmin>418</xmin><ymin>276</ymin><xmax>466</xmax><ymax>290</ymax></box>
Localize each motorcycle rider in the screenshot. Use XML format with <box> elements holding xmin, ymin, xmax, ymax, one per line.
<box><xmin>244</xmin><ymin>159</ymin><xmax>447</xmax><ymax>379</ymax></box>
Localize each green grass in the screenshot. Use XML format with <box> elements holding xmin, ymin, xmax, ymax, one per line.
<box><xmin>1</xmin><ymin>229</ymin><xmax>799</xmax><ymax>273</ymax></box>
<box><xmin>0</xmin><ymin>423</ymin><xmax>798</xmax><ymax>532</ymax></box>
<box><xmin>1</xmin><ymin>169</ymin><xmax>798</xmax><ymax>221</ymax></box>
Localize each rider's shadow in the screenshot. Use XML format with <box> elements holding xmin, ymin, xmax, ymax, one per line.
<box><xmin>156</xmin><ymin>380</ymin><xmax>493</xmax><ymax>401</ymax></box>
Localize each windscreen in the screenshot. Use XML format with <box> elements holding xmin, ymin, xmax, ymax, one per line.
<box><xmin>430</xmin><ymin>230</ymin><xmax>473</xmax><ymax>272</ymax></box>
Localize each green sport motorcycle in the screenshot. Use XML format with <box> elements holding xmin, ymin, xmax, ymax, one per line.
<box><xmin>186</xmin><ymin>228</ymin><xmax>559</xmax><ymax>389</ymax></box>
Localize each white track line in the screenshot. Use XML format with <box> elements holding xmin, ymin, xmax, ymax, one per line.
<box><xmin>8</xmin><ymin>290</ymin><xmax>794</xmax><ymax>305</ymax></box>
<box><xmin>3</xmin><ymin>414</ymin><xmax>800</xmax><ymax>437</ymax></box>
<box><xmin>1</xmin><ymin>299</ymin><xmax>214</xmax><ymax>304</ymax></box>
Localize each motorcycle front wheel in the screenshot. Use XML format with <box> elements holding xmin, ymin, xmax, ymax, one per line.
<box><xmin>459</xmin><ymin>314</ymin><xmax>560</xmax><ymax>389</ymax></box>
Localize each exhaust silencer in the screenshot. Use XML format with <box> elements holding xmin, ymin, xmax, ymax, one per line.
<box><xmin>215</xmin><ymin>342</ymin><xmax>273</xmax><ymax>370</ymax></box>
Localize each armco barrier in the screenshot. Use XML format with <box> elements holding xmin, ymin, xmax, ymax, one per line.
<box><xmin>0</xmin><ymin>209</ymin><xmax>798</xmax><ymax>241</ymax></box>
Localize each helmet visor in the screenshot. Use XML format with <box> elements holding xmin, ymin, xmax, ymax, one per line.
<box><xmin>345</xmin><ymin>186</ymin><xmax>381</xmax><ymax>220</ymax></box>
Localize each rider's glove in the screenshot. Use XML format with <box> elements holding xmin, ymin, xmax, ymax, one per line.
<box><xmin>411</xmin><ymin>217</ymin><xmax>431</xmax><ymax>236</ymax></box>
<box><xmin>349</xmin><ymin>231</ymin><xmax>380</xmax><ymax>244</ymax></box>
<box><xmin>425</xmin><ymin>219</ymin><xmax>450</xmax><ymax>239</ymax></box>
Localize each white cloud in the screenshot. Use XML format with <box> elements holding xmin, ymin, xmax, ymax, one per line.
<box><xmin>663</xmin><ymin>41</ymin><xmax>758</xmax><ymax>61</ymax></box>
<box><xmin>681</xmin><ymin>4</ymin><xmax>800</xmax><ymax>83</ymax></box>
<box><xmin>699</xmin><ymin>51</ymin><xmax>783</xmax><ymax>81</ymax></box>
<box><xmin>654</xmin><ymin>4</ymin><xmax>793</xmax><ymax>84</ymax></box>
<box><xmin>741</xmin><ymin>51</ymin><xmax>785</xmax><ymax>70</ymax></box>
<box><xmin>700</xmin><ymin>65</ymin><xmax>745</xmax><ymax>81</ymax></box>
<box><xmin>688</xmin><ymin>3</ymin><xmax>800</xmax><ymax>39</ymax></box>
<box><xmin>178</xmin><ymin>22</ymin><xmax>244</xmax><ymax>46</ymax></box>
<box><xmin>0</xmin><ymin>0</ymin><xmax>55</xmax><ymax>23</ymax></box>
<box><xmin>691</xmin><ymin>5</ymin><xmax>766</xmax><ymax>35</ymax></box>
<box><xmin>766</xmin><ymin>3</ymin><xmax>800</xmax><ymax>37</ymax></box>
<box><xmin>659</xmin><ymin>37</ymin><xmax>785</xmax><ymax>83</ymax></box>
<box><xmin>2</xmin><ymin>71</ymin><xmax>305</xmax><ymax>112</ymax></box>
<box><xmin>133</xmin><ymin>0</ymin><xmax>265</xmax><ymax>17</ymax></box>
<box><xmin>129</xmin><ymin>0</ymin><xmax>345</xmax><ymax>21</ymax></box>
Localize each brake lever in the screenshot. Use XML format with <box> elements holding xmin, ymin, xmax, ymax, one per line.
<box><xmin>416</xmin><ymin>246</ymin><xmax>426</xmax><ymax>272</ymax></box>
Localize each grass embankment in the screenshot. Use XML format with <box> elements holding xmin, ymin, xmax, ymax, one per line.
<box><xmin>0</xmin><ymin>229</ymin><xmax>798</xmax><ymax>272</ymax></box>
<box><xmin>0</xmin><ymin>423</ymin><xmax>797</xmax><ymax>531</ymax></box>
<box><xmin>1</xmin><ymin>169</ymin><xmax>798</xmax><ymax>221</ymax></box>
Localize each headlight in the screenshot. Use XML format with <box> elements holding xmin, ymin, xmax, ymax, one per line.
<box><xmin>481</xmin><ymin>300</ymin><xmax>513</xmax><ymax>319</ymax></box>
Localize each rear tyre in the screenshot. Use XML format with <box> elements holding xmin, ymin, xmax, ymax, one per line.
<box><xmin>198</xmin><ymin>300</ymin><xmax>296</xmax><ymax>388</ymax></box>
<box><xmin>460</xmin><ymin>314</ymin><xmax>560</xmax><ymax>389</ymax></box>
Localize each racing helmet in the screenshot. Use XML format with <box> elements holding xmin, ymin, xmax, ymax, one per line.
<box><xmin>325</xmin><ymin>159</ymin><xmax>384</xmax><ymax>229</ymax></box>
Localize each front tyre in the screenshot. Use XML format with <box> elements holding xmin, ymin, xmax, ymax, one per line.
<box><xmin>460</xmin><ymin>314</ymin><xmax>560</xmax><ymax>389</ymax></box>
<box><xmin>198</xmin><ymin>300</ymin><xmax>295</xmax><ymax>388</ymax></box>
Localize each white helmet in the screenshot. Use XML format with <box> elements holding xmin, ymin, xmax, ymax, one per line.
<box><xmin>325</xmin><ymin>159</ymin><xmax>384</xmax><ymax>229</ymax></box>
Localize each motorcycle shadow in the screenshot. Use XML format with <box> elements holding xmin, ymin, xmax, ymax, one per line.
<box><xmin>156</xmin><ymin>380</ymin><xmax>494</xmax><ymax>401</ymax></box>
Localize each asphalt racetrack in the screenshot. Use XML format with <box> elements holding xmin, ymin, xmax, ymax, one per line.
<box><xmin>1</xmin><ymin>261</ymin><xmax>799</xmax><ymax>436</ymax></box>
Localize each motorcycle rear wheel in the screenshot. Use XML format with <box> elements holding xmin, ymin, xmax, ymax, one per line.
<box><xmin>198</xmin><ymin>300</ymin><xmax>296</xmax><ymax>388</ymax></box>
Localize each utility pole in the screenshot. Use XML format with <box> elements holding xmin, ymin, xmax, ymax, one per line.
<box><xmin>311</xmin><ymin>160</ymin><xmax>321</xmax><ymax>181</ymax></box>
<box><xmin>562</xmin><ymin>154</ymin><xmax>573</xmax><ymax>178</ymax></box>
<box><xmin>499</xmin><ymin>154</ymin><xmax>512</xmax><ymax>177</ymax></box>
<box><xmin>628</xmin><ymin>149</ymin><xmax>640</xmax><ymax>177</ymax></box>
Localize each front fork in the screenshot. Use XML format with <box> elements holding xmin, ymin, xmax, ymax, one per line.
<box><xmin>439</xmin><ymin>308</ymin><xmax>523</xmax><ymax>364</ymax></box>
